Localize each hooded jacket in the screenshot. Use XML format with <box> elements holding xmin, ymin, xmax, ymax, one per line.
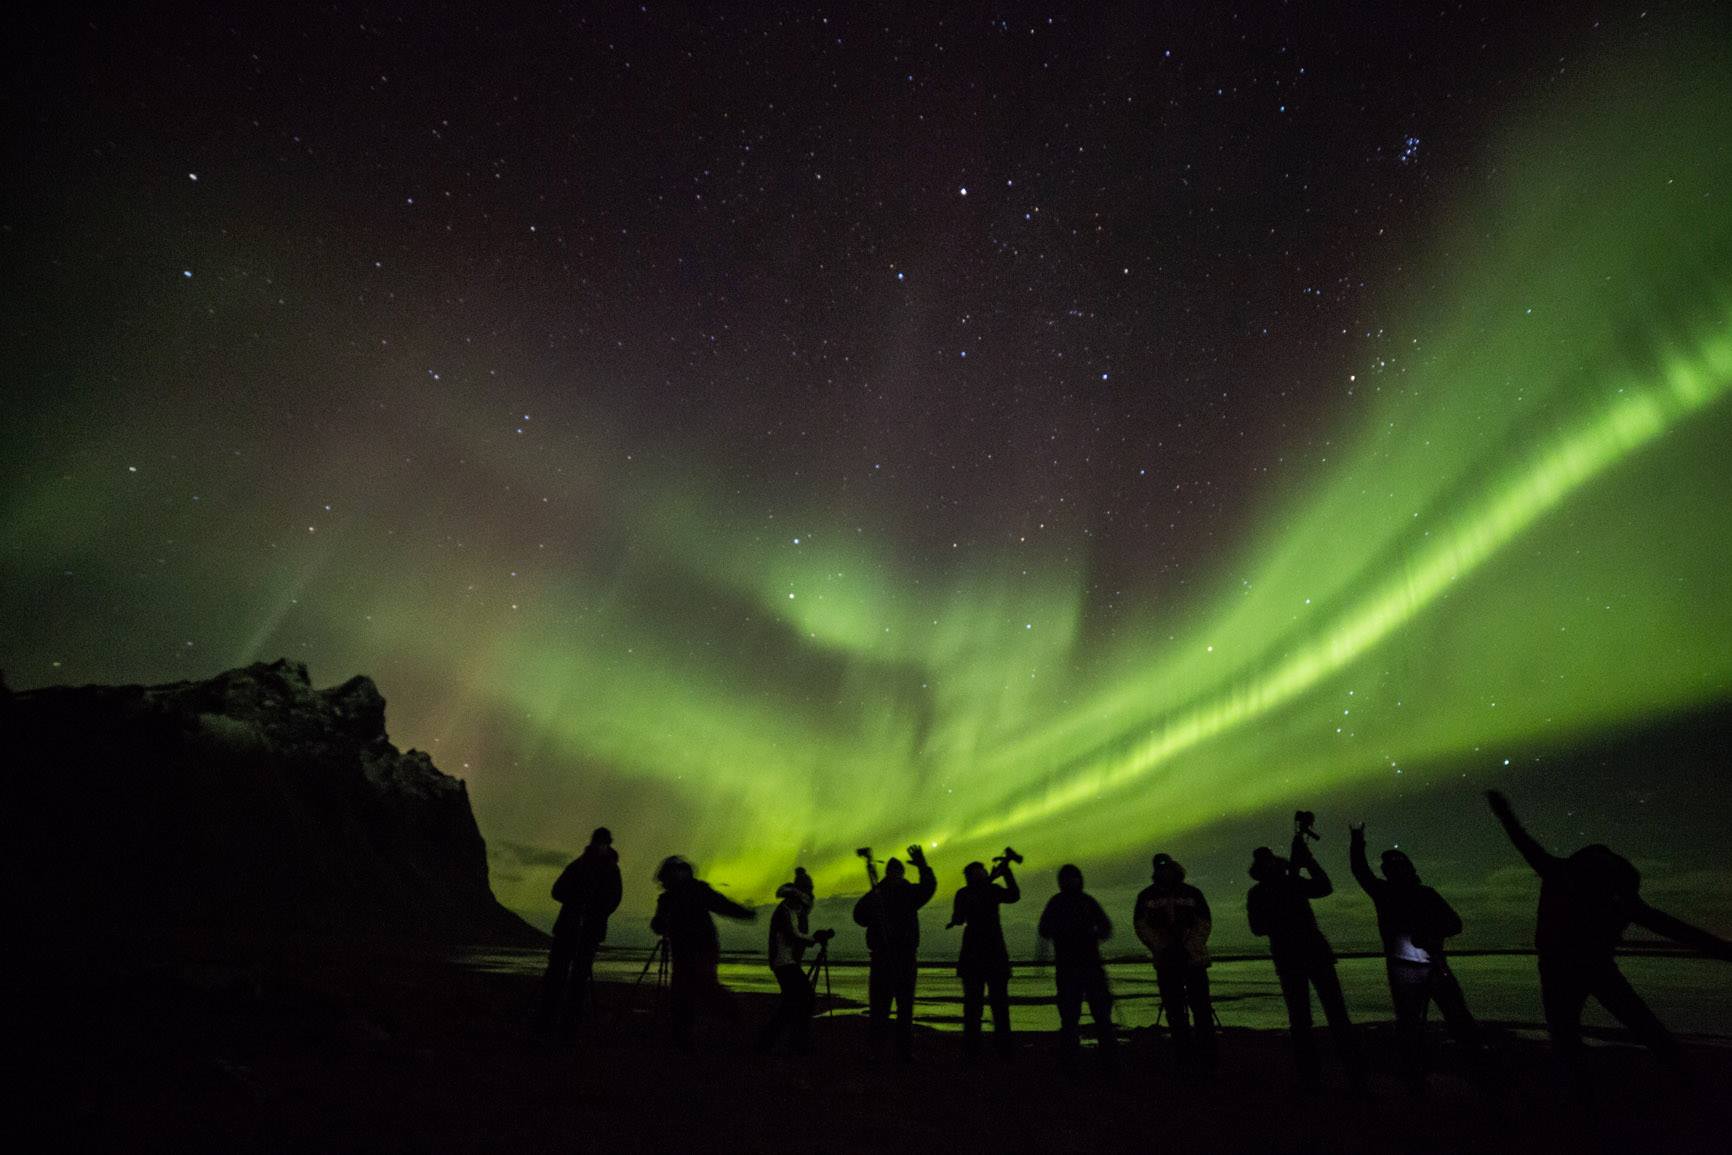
<box><xmin>550</xmin><ymin>844</ymin><xmax>623</xmax><ymax>942</ymax></box>
<box><xmin>1133</xmin><ymin>875</ymin><xmax>1212</xmax><ymax>968</ymax></box>
<box><xmin>1349</xmin><ymin>830</ymin><xmax>1461</xmax><ymax>964</ymax></box>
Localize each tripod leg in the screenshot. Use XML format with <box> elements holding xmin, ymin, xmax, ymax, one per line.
<box><xmin>635</xmin><ymin>939</ymin><xmax>662</xmax><ymax>986</ymax></box>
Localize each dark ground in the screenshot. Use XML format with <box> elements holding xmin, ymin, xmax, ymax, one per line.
<box><xmin>20</xmin><ymin>943</ymin><xmax>1732</xmax><ymax>1154</ymax></box>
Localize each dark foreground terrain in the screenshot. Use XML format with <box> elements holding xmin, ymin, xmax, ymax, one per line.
<box><xmin>20</xmin><ymin>943</ymin><xmax>1731</xmax><ymax>1154</ymax></box>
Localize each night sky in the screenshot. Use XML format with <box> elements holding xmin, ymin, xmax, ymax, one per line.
<box><xmin>5</xmin><ymin>2</ymin><xmax>1731</xmax><ymax>948</ymax></box>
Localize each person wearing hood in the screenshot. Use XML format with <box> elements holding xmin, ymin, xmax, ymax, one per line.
<box><xmin>1246</xmin><ymin>824</ymin><xmax>1365</xmax><ymax>1092</ymax></box>
<box><xmin>946</xmin><ymin>855</ymin><xmax>1021</xmax><ymax>1057</ymax></box>
<box><xmin>538</xmin><ymin>826</ymin><xmax>622</xmax><ymax>1038</ymax></box>
<box><xmin>1488</xmin><ymin>790</ymin><xmax>1732</xmax><ymax>1087</ymax></box>
<box><xmin>851</xmin><ymin>844</ymin><xmax>937</xmax><ymax>1061</ymax></box>
<box><xmin>757</xmin><ymin>868</ymin><xmax>829</xmax><ymax>1054</ymax></box>
<box><xmin>1133</xmin><ymin>852</ymin><xmax>1215</xmax><ymax>1070</ymax></box>
<box><xmin>1038</xmin><ymin>864</ymin><xmax>1118</xmax><ymax>1072</ymax></box>
<box><xmin>650</xmin><ymin>855</ymin><xmax>757</xmax><ymax>1048</ymax></box>
<box><xmin>1350</xmin><ymin>822</ymin><xmax>1485</xmax><ymax>1093</ymax></box>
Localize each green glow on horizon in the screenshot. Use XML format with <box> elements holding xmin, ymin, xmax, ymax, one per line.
<box><xmin>378</xmin><ymin>57</ymin><xmax>1732</xmax><ymax>903</ymax></box>
<box><xmin>6</xmin><ymin>45</ymin><xmax>1731</xmax><ymax>922</ymax></box>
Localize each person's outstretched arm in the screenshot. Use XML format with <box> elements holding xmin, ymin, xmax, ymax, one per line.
<box><xmin>703</xmin><ymin>884</ymin><xmax>757</xmax><ymax>921</ymax></box>
<box><xmin>1486</xmin><ymin>791</ymin><xmax>1560</xmax><ymax>877</ymax></box>
<box><xmin>1348</xmin><ymin>824</ymin><xmax>1380</xmax><ymax>897</ymax></box>
<box><xmin>1000</xmin><ymin>865</ymin><xmax>1021</xmax><ymax>905</ymax></box>
<box><xmin>910</xmin><ymin>854</ymin><xmax>937</xmax><ymax>909</ymax></box>
<box><xmin>1630</xmin><ymin>902</ymin><xmax>1732</xmax><ymax>961</ymax></box>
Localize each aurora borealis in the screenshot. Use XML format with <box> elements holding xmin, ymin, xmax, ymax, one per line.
<box><xmin>5</xmin><ymin>4</ymin><xmax>1730</xmax><ymax>946</ymax></box>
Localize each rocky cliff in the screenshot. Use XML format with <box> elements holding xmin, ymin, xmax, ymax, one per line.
<box><xmin>4</xmin><ymin>660</ymin><xmax>543</xmax><ymax>946</ymax></box>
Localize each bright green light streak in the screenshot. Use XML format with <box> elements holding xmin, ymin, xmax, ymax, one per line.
<box><xmin>940</xmin><ymin>320</ymin><xmax>1732</xmax><ymax>851</ymax></box>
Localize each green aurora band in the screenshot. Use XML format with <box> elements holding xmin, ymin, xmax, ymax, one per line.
<box><xmin>6</xmin><ymin>47</ymin><xmax>1731</xmax><ymax>924</ymax></box>
<box><xmin>468</xmin><ymin>56</ymin><xmax>1732</xmax><ymax>907</ymax></box>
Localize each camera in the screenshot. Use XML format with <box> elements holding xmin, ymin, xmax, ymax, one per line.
<box><xmin>993</xmin><ymin>846</ymin><xmax>1024</xmax><ymax>867</ymax></box>
<box><xmin>1294</xmin><ymin>810</ymin><xmax>1321</xmax><ymax>842</ymax></box>
<box><xmin>813</xmin><ymin>928</ymin><xmax>836</xmax><ymax>943</ymax></box>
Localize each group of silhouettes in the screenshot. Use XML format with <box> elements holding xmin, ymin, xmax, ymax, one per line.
<box><xmin>537</xmin><ymin>790</ymin><xmax>1732</xmax><ymax>1093</ymax></box>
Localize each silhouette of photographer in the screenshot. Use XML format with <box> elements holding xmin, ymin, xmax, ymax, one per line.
<box><xmin>650</xmin><ymin>855</ymin><xmax>756</xmax><ymax>1048</ymax></box>
<box><xmin>1246</xmin><ymin>812</ymin><xmax>1365</xmax><ymax>1093</ymax></box>
<box><xmin>1134</xmin><ymin>852</ymin><xmax>1215</xmax><ymax>1071</ymax></box>
<box><xmin>947</xmin><ymin>848</ymin><xmax>1022</xmax><ymax>1057</ymax></box>
<box><xmin>757</xmin><ymin>867</ymin><xmax>831</xmax><ymax>1055</ymax></box>
<box><xmin>1039</xmin><ymin>863</ymin><xmax>1117</xmax><ymax>1072</ymax></box>
<box><xmin>852</xmin><ymin>844</ymin><xmax>936</xmax><ymax>1062</ymax></box>
<box><xmin>538</xmin><ymin>826</ymin><xmax>622</xmax><ymax>1040</ymax></box>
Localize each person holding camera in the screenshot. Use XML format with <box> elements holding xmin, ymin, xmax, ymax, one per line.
<box><xmin>851</xmin><ymin>843</ymin><xmax>936</xmax><ymax>1062</ymax></box>
<box><xmin>756</xmin><ymin>867</ymin><xmax>830</xmax><ymax>1055</ymax></box>
<box><xmin>1349</xmin><ymin>821</ymin><xmax>1486</xmax><ymax>1094</ymax></box>
<box><xmin>946</xmin><ymin>849</ymin><xmax>1022</xmax><ymax>1057</ymax></box>
<box><xmin>650</xmin><ymin>855</ymin><xmax>757</xmax><ymax>1049</ymax></box>
<box><xmin>1133</xmin><ymin>852</ymin><xmax>1215</xmax><ymax>1071</ymax></box>
<box><xmin>1246</xmin><ymin>813</ymin><xmax>1365</xmax><ymax>1092</ymax></box>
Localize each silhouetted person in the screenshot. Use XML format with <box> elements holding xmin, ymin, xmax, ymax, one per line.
<box><xmin>1349</xmin><ymin>822</ymin><xmax>1485</xmax><ymax>1093</ymax></box>
<box><xmin>1247</xmin><ymin>827</ymin><xmax>1365</xmax><ymax>1092</ymax></box>
<box><xmin>1488</xmin><ymin>790</ymin><xmax>1732</xmax><ymax>1086</ymax></box>
<box><xmin>1133</xmin><ymin>852</ymin><xmax>1215</xmax><ymax>1071</ymax></box>
<box><xmin>538</xmin><ymin>826</ymin><xmax>622</xmax><ymax>1039</ymax></box>
<box><xmin>851</xmin><ymin>844</ymin><xmax>936</xmax><ymax>1061</ymax></box>
<box><xmin>757</xmin><ymin>868</ymin><xmax>830</xmax><ymax>1055</ymax></box>
<box><xmin>1038</xmin><ymin>864</ymin><xmax>1117</xmax><ymax>1071</ymax></box>
<box><xmin>650</xmin><ymin>855</ymin><xmax>756</xmax><ymax>1048</ymax></box>
<box><xmin>946</xmin><ymin>855</ymin><xmax>1021</xmax><ymax>1057</ymax></box>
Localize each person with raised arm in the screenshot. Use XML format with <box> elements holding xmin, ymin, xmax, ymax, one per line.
<box><xmin>1488</xmin><ymin>790</ymin><xmax>1732</xmax><ymax>1085</ymax></box>
<box><xmin>1349</xmin><ymin>821</ymin><xmax>1487</xmax><ymax>1094</ymax></box>
<box><xmin>1246</xmin><ymin>812</ymin><xmax>1366</xmax><ymax>1093</ymax></box>
<box><xmin>946</xmin><ymin>849</ymin><xmax>1022</xmax><ymax>1058</ymax></box>
<box><xmin>851</xmin><ymin>843</ymin><xmax>937</xmax><ymax>1062</ymax></box>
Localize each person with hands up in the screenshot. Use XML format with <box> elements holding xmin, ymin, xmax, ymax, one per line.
<box><xmin>1488</xmin><ymin>789</ymin><xmax>1732</xmax><ymax>1086</ymax></box>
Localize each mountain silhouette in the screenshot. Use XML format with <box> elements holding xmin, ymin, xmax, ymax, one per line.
<box><xmin>4</xmin><ymin>659</ymin><xmax>542</xmax><ymax>947</ymax></box>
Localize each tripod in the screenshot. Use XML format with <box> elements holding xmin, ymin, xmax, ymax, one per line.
<box><xmin>634</xmin><ymin>935</ymin><xmax>670</xmax><ymax>1013</ymax></box>
<box><xmin>805</xmin><ymin>939</ymin><xmax>834</xmax><ymax>1018</ymax></box>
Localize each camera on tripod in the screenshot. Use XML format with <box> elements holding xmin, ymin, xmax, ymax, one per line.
<box><xmin>813</xmin><ymin>928</ymin><xmax>836</xmax><ymax>944</ymax></box>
